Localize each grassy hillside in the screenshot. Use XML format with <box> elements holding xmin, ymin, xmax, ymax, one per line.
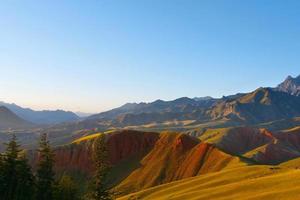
<box><xmin>118</xmin><ymin>164</ymin><xmax>300</xmax><ymax>200</ymax></box>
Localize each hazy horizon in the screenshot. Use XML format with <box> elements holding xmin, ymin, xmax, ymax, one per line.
<box><xmin>1</xmin><ymin>0</ymin><xmax>300</xmax><ymax>112</ymax></box>
<box><xmin>0</xmin><ymin>72</ymin><xmax>296</xmax><ymax>113</ymax></box>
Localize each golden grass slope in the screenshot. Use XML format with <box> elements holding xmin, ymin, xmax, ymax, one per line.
<box><xmin>118</xmin><ymin>164</ymin><xmax>300</xmax><ymax>200</ymax></box>
<box><xmin>72</xmin><ymin>132</ymin><xmax>102</xmax><ymax>144</ymax></box>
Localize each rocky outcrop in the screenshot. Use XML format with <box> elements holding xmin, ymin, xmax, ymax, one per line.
<box><xmin>276</xmin><ymin>75</ymin><xmax>300</xmax><ymax>96</ymax></box>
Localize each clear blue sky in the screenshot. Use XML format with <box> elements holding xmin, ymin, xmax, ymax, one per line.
<box><xmin>1</xmin><ymin>0</ymin><xmax>300</xmax><ymax>113</ymax></box>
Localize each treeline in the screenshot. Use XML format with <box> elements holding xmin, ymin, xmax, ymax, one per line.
<box><xmin>0</xmin><ymin>133</ymin><xmax>113</xmax><ymax>200</ymax></box>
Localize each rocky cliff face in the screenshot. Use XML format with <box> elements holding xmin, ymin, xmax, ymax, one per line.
<box><xmin>276</xmin><ymin>75</ymin><xmax>300</xmax><ymax>96</ymax></box>
<box><xmin>51</xmin><ymin>130</ymin><xmax>159</xmax><ymax>177</ymax></box>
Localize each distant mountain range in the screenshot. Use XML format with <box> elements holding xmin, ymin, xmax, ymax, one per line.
<box><xmin>0</xmin><ymin>106</ymin><xmax>33</xmax><ymax>129</ymax></box>
<box><xmin>209</xmin><ymin>87</ymin><xmax>300</xmax><ymax>124</ymax></box>
<box><xmin>83</xmin><ymin>74</ymin><xmax>300</xmax><ymax>130</ymax></box>
<box><xmin>1</xmin><ymin>74</ymin><xmax>300</xmax><ymax>131</ymax></box>
<box><xmin>0</xmin><ymin>102</ymin><xmax>79</xmax><ymax>125</ymax></box>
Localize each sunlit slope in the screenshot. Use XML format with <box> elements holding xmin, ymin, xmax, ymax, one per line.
<box><xmin>118</xmin><ymin>165</ymin><xmax>300</xmax><ymax>200</ymax></box>
<box><xmin>72</xmin><ymin>132</ymin><xmax>102</xmax><ymax>144</ymax></box>
<box><xmin>46</xmin><ymin>130</ymin><xmax>247</xmax><ymax>196</ymax></box>
<box><xmin>115</xmin><ymin>131</ymin><xmax>245</xmax><ymax>194</ymax></box>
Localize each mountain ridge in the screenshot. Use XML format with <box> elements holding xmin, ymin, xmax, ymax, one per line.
<box><xmin>83</xmin><ymin>83</ymin><xmax>300</xmax><ymax>130</ymax></box>
<box><xmin>0</xmin><ymin>106</ymin><xmax>33</xmax><ymax>129</ymax></box>
<box><xmin>275</xmin><ymin>74</ymin><xmax>300</xmax><ymax>96</ymax></box>
<box><xmin>0</xmin><ymin>101</ymin><xmax>79</xmax><ymax>124</ymax></box>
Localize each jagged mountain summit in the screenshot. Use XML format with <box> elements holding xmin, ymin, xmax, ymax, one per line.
<box><xmin>276</xmin><ymin>74</ymin><xmax>300</xmax><ymax>96</ymax></box>
<box><xmin>209</xmin><ymin>87</ymin><xmax>300</xmax><ymax>124</ymax></box>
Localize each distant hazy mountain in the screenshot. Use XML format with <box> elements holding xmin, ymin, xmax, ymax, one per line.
<box><xmin>75</xmin><ymin>112</ymin><xmax>94</xmax><ymax>118</ymax></box>
<box><xmin>111</xmin><ymin>88</ymin><xmax>300</xmax><ymax>126</ymax></box>
<box><xmin>276</xmin><ymin>75</ymin><xmax>300</xmax><ymax>96</ymax></box>
<box><xmin>0</xmin><ymin>102</ymin><xmax>79</xmax><ymax>124</ymax></box>
<box><xmin>85</xmin><ymin>76</ymin><xmax>300</xmax><ymax>128</ymax></box>
<box><xmin>0</xmin><ymin>106</ymin><xmax>32</xmax><ymax>129</ymax></box>
<box><xmin>88</xmin><ymin>97</ymin><xmax>217</xmax><ymax>120</ymax></box>
<box><xmin>193</xmin><ymin>96</ymin><xmax>214</xmax><ymax>101</ymax></box>
<box><xmin>209</xmin><ymin>87</ymin><xmax>300</xmax><ymax>124</ymax></box>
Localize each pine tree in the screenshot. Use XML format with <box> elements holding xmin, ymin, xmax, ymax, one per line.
<box><xmin>86</xmin><ymin>134</ymin><xmax>112</xmax><ymax>200</ymax></box>
<box><xmin>0</xmin><ymin>134</ymin><xmax>35</xmax><ymax>200</ymax></box>
<box><xmin>15</xmin><ymin>154</ymin><xmax>35</xmax><ymax>200</ymax></box>
<box><xmin>36</xmin><ymin>133</ymin><xmax>55</xmax><ymax>200</ymax></box>
<box><xmin>1</xmin><ymin>134</ymin><xmax>21</xmax><ymax>199</ymax></box>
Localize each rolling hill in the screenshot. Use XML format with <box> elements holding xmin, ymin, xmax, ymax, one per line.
<box><xmin>34</xmin><ymin>130</ymin><xmax>246</xmax><ymax>196</ymax></box>
<box><xmin>26</xmin><ymin>126</ymin><xmax>300</xmax><ymax>199</ymax></box>
<box><xmin>118</xmin><ymin>163</ymin><xmax>300</xmax><ymax>200</ymax></box>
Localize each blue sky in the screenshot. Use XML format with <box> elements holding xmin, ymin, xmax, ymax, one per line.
<box><xmin>1</xmin><ymin>0</ymin><xmax>300</xmax><ymax>112</ymax></box>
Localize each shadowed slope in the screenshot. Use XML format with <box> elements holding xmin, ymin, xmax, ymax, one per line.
<box><xmin>199</xmin><ymin>127</ymin><xmax>273</xmax><ymax>155</ymax></box>
<box><xmin>199</xmin><ymin>126</ymin><xmax>300</xmax><ymax>165</ymax></box>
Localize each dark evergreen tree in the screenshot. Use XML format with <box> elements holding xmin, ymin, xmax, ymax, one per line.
<box><xmin>36</xmin><ymin>133</ymin><xmax>55</xmax><ymax>200</ymax></box>
<box><xmin>0</xmin><ymin>134</ymin><xmax>35</xmax><ymax>200</ymax></box>
<box><xmin>15</xmin><ymin>154</ymin><xmax>35</xmax><ymax>200</ymax></box>
<box><xmin>86</xmin><ymin>134</ymin><xmax>112</xmax><ymax>200</ymax></box>
<box><xmin>1</xmin><ymin>134</ymin><xmax>21</xmax><ymax>199</ymax></box>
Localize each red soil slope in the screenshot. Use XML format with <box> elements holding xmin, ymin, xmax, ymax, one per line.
<box><xmin>116</xmin><ymin>132</ymin><xmax>238</xmax><ymax>194</ymax></box>
<box><xmin>46</xmin><ymin>130</ymin><xmax>239</xmax><ymax>195</ymax></box>
<box><xmin>53</xmin><ymin>130</ymin><xmax>159</xmax><ymax>175</ymax></box>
